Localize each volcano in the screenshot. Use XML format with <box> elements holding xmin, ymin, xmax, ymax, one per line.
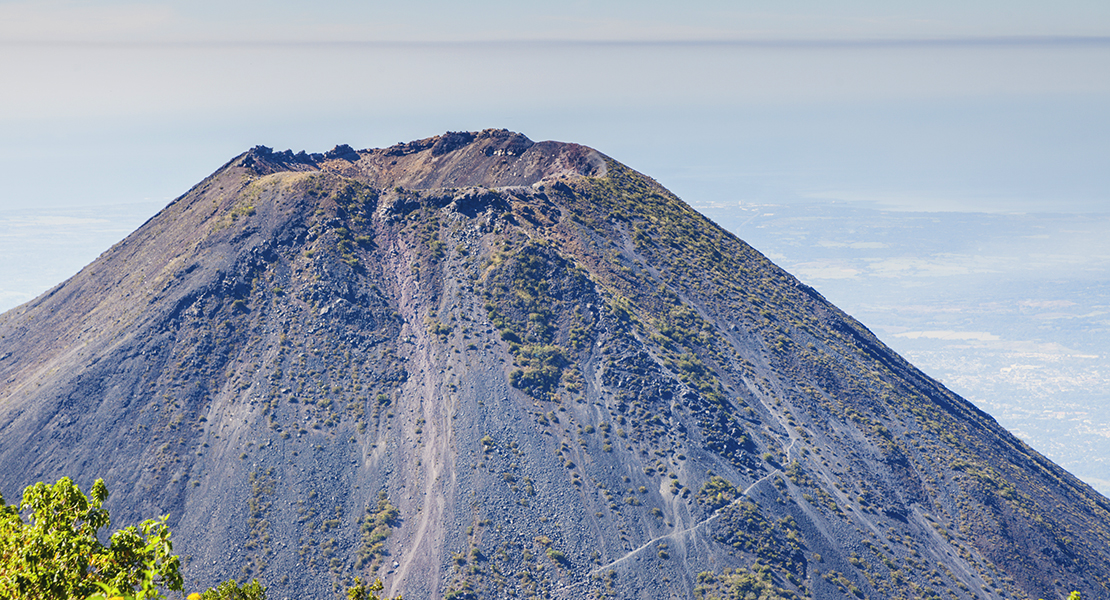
<box><xmin>2</xmin><ymin>129</ymin><xmax>1109</xmax><ymax>600</ymax></box>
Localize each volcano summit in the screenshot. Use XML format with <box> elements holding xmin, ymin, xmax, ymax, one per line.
<box><xmin>2</xmin><ymin>130</ymin><xmax>1109</xmax><ymax>600</ymax></box>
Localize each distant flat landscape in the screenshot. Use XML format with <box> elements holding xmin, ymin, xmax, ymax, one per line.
<box><xmin>701</xmin><ymin>201</ymin><xmax>1110</xmax><ymax>494</ymax></box>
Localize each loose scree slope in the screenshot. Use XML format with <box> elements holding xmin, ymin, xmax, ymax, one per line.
<box><xmin>0</xmin><ymin>130</ymin><xmax>1107</xmax><ymax>600</ymax></box>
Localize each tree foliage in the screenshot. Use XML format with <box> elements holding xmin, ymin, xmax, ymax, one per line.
<box><xmin>195</xmin><ymin>578</ymin><xmax>267</xmax><ymax>600</ymax></box>
<box><xmin>0</xmin><ymin>477</ymin><xmax>405</xmax><ymax>600</ymax></box>
<box><xmin>0</xmin><ymin>477</ymin><xmax>182</xmax><ymax>600</ymax></box>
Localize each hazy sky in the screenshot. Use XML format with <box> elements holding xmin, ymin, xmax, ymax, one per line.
<box><xmin>1</xmin><ymin>2</ymin><xmax>1107</xmax><ymax>213</ymax></box>
<box><xmin>3</xmin><ymin>1</ymin><xmax>1110</xmax><ymax>42</ymax></box>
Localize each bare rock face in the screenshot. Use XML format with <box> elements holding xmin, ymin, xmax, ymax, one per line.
<box><xmin>2</xmin><ymin>129</ymin><xmax>1110</xmax><ymax>600</ymax></box>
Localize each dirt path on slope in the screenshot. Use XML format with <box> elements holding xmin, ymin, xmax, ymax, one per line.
<box><xmin>382</xmin><ymin>231</ymin><xmax>458</xmax><ymax>600</ymax></box>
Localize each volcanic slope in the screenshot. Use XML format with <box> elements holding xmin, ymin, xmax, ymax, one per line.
<box><xmin>2</xmin><ymin>129</ymin><xmax>1109</xmax><ymax>600</ymax></box>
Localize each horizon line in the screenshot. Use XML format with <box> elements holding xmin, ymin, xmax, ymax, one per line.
<box><xmin>3</xmin><ymin>34</ymin><xmax>1109</xmax><ymax>49</ymax></box>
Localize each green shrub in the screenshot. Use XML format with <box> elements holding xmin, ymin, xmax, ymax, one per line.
<box><xmin>346</xmin><ymin>577</ymin><xmax>391</xmax><ymax>600</ymax></box>
<box><xmin>544</xmin><ymin>548</ymin><xmax>567</xmax><ymax>565</ymax></box>
<box><xmin>0</xmin><ymin>477</ymin><xmax>183</xmax><ymax>600</ymax></box>
<box><xmin>196</xmin><ymin>579</ymin><xmax>266</xmax><ymax>600</ymax></box>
